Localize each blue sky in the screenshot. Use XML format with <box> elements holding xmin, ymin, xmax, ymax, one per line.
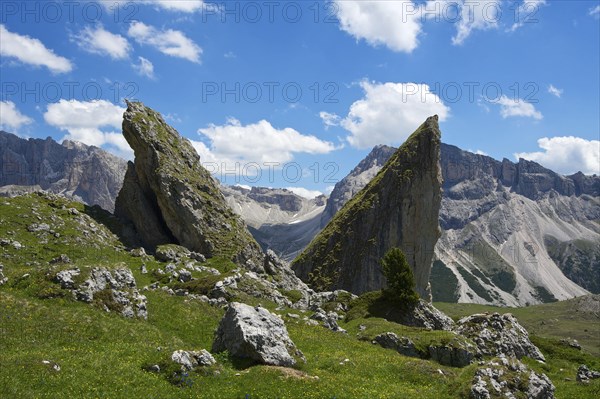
<box><xmin>1</xmin><ymin>0</ymin><xmax>599</xmax><ymax>197</ymax></box>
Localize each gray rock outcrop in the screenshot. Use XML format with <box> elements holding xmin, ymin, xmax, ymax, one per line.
<box><xmin>373</xmin><ymin>333</ymin><xmax>420</xmax><ymax>358</ymax></box>
<box><xmin>576</xmin><ymin>364</ymin><xmax>600</xmax><ymax>383</ymax></box>
<box><xmin>428</xmin><ymin>343</ymin><xmax>474</xmax><ymax>368</ymax></box>
<box><xmin>0</xmin><ymin>130</ymin><xmax>126</xmax><ymax>212</ymax></box>
<box><xmin>470</xmin><ymin>357</ymin><xmax>555</xmax><ymax>399</ymax></box>
<box><xmin>293</xmin><ymin>116</ymin><xmax>443</xmax><ymax>300</ymax></box>
<box><xmin>212</xmin><ymin>302</ymin><xmax>304</xmax><ymax>367</ymax></box>
<box><xmin>171</xmin><ymin>349</ymin><xmax>216</xmax><ymax>370</ymax></box>
<box><xmin>113</xmin><ymin>101</ymin><xmax>263</xmax><ymax>266</ymax></box>
<box><xmin>399</xmin><ymin>300</ymin><xmax>455</xmax><ymax>331</ymax></box>
<box><xmin>455</xmin><ymin>313</ymin><xmax>545</xmax><ymax>361</ymax></box>
<box><xmin>55</xmin><ymin>266</ymin><xmax>147</xmax><ymax>319</ymax></box>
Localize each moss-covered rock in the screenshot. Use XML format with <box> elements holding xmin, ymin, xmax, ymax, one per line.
<box><xmin>292</xmin><ymin>116</ymin><xmax>442</xmax><ymax>300</ymax></box>
<box><xmin>114</xmin><ymin>101</ymin><xmax>263</xmax><ymax>267</ymax></box>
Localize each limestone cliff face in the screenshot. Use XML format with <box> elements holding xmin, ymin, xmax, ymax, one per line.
<box><xmin>0</xmin><ymin>131</ymin><xmax>126</xmax><ymax>212</ymax></box>
<box><xmin>114</xmin><ymin>101</ymin><xmax>263</xmax><ymax>266</ymax></box>
<box><xmin>292</xmin><ymin>116</ymin><xmax>443</xmax><ymax>300</ymax></box>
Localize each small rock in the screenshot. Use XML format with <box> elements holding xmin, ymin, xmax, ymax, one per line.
<box><xmin>178</xmin><ymin>270</ymin><xmax>192</xmax><ymax>283</ymax></box>
<box><xmin>149</xmin><ymin>364</ymin><xmax>160</xmax><ymax>372</ymax></box>
<box><xmin>140</xmin><ymin>264</ymin><xmax>148</xmax><ymax>274</ymax></box>
<box><xmin>171</xmin><ymin>349</ymin><xmax>216</xmax><ymax>370</ymax></box>
<box><xmin>576</xmin><ymin>364</ymin><xmax>600</xmax><ymax>383</ymax></box>
<box><xmin>131</xmin><ymin>247</ymin><xmax>146</xmax><ymax>257</ymax></box>
<box><xmin>54</xmin><ymin>268</ymin><xmax>81</xmax><ymax>289</ymax></box>
<box><xmin>50</xmin><ymin>254</ymin><xmax>71</xmax><ymax>264</ymax></box>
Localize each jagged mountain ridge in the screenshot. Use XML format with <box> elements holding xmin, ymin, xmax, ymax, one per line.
<box><xmin>0</xmin><ymin>130</ymin><xmax>127</xmax><ymax>212</ymax></box>
<box><xmin>221</xmin><ymin>185</ymin><xmax>326</xmax><ymax>261</ymax></box>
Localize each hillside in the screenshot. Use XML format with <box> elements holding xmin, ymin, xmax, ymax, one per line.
<box><xmin>1</xmin><ymin>193</ymin><xmax>599</xmax><ymax>398</ymax></box>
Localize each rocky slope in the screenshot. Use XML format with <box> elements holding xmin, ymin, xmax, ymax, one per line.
<box><xmin>114</xmin><ymin>101</ymin><xmax>263</xmax><ymax>266</ymax></box>
<box><xmin>313</xmin><ymin>142</ymin><xmax>598</xmax><ymax>306</ymax></box>
<box><xmin>320</xmin><ymin>144</ymin><xmax>396</xmax><ymax>227</ymax></box>
<box><xmin>433</xmin><ymin>145</ymin><xmax>598</xmax><ymax>306</ymax></box>
<box><xmin>221</xmin><ymin>185</ymin><xmax>326</xmax><ymax>261</ymax></box>
<box><xmin>0</xmin><ymin>130</ymin><xmax>126</xmax><ymax>212</ymax></box>
<box><xmin>292</xmin><ymin>116</ymin><xmax>443</xmax><ymax>300</ymax></box>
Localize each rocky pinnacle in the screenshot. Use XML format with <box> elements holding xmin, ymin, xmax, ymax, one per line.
<box><xmin>114</xmin><ymin>101</ymin><xmax>263</xmax><ymax>266</ymax></box>
<box><xmin>292</xmin><ymin>116</ymin><xmax>443</xmax><ymax>301</ymax></box>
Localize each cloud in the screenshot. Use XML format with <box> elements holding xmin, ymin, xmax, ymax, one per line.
<box><xmin>319</xmin><ymin>111</ymin><xmax>341</xmax><ymax>129</ymax></box>
<box><xmin>128</xmin><ymin>21</ymin><xmax>202</xmax><ymax>63</ymax></box>
<box><xmin>0</xmin><ymin>101</ymin><xmax>33</xmax><ymax>131</ymax></box>
<box><xmin>494</xmin><ymin>95</ymin><xmax>543</xmax><ymax>120</ymax></box>
<box><xmin>515</xmin><ymin>136</ymin><xmax>600</xmax><ymax>175</ymax></box>
<box><xmin>194</xmin><ymin>118</ymin><xmax>336</xmax><ymax>171</ymax></box>
<box><xmin>509</xmin><ymin>0</ymin><xmax>547</xmax><ymax>32</ymax></box>
<box><xmin>285</xmin><ymin>187</ymin><xmax>323</xmax><ymax>200</ymax></box>
<box><xmin>133</xmin><ymin>56</ymin><xmax>155</xmax><ymax>79</ymax></box>
<box><xmin>589</xmin><ymin>5</ymin><xmax>600</xmax><ymax>18</ymax></box>
<box><xmin>72</xmin><ymin>25</ymin><xmax>131</xmax><ymax>59</ymax></box>
<box><xmin>333</xmin><ymin>0</ymin><xmax>422</xmax><ymax>53</ymax></box>
<box><xmin>105</xmin><ymin>0</ymin><xmax>206</xmax><ymax>13</ymax></box>
<box><xmin>323</xmin><ymin>81</ymin><xmax>450</xmax><ymax>149</ymax></box>
<box><xmin>468</xmin><ymin>149</ymin><xmax>489</xmax><ymax>156</ymax></box>
<box><xmin>43</xmin><ymin>99</ymin><xmax>132</xmax><ymax>158</ymax></box>
<box><xmin>547</xmin><ymin>84</ymin><xmax>563</xmax><ymax>98</ymax></box>
<box><xmin>0</xmin><ymin>24</ymin><xmax>72</xmax><ymax>74</ymax></box>
<box><xmin>452</xmin><ymin>0</ymin><xmax>502</xmax><ymax>45</ymax></box>
<box><xmin>145</xmin><ymin>0</ymin><xmax>205</xmax><ymax>12</ymax></box>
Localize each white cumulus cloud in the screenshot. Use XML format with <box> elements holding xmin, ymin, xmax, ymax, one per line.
<box><xmin>0</xmin><ymin>24</ymin><xmax>73</xmax><ymax>74</ymax></box>
<box><xmin>334</xmin><ymin>0</ymin><xmax>422</xmax><ymax>53</ymax></box>
<box><xmin>323</xmin><ymin>81</ymin><xmax>450</xmax><ymax>149</ymax></box>
<box><xmin>133</xmin><ymin>56</ymin><xmax>155</xmax><ymax>79</ymax></box>
<box><xmin>452</xmin><ymin>0</ymin><xmax>502</xmax><ymax>45</ymax></box>
<box><xmin>128</xmin><ymin>21</ymin><xmax>202</xmax><ymax>63</ymax></box>
<box><xmin>285</xmin><ymin>187</ymin><xmax>324</xmax><ymax>200</ymax></box>
<box><xmin>43</xmin><ymin>99</ymin><xmax>131</xmax><ymax>158</ymax></box>
<box><xmin>194</xmin><ymin>118</ymin><xmax>336</xmax><ymax>172</ymax></box>
<box><xmin>515</xmin><ymin>136</ymin><xmax>600</xmax><ymax>175</ymax></box>
<box><xmin>495</xmin><ymin>95</ymin><xmax>543</xmax><ymax>120</ymax></box>
<box><xmin>548</xmin><ymin>84</ymin><xmax>563</xmax><ymax>98</ymax></box>
<box><xmin>72</xmin><ymin>25</ymin><xmax>131</xmax><ymax>59</ymax></box>
<box><xmin>589</xmin><ymin>5</ymin><xmax>600</xmax><ymax>18</ymax></box>
<box><xmin>0</xmin><ymin>101</ymin><xmax>33</xmax><ymax>131</ymax></box>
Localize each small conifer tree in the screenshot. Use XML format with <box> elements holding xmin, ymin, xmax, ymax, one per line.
<box><xmin>381</xmin><ymin>247</ymin><xmax>419</xmax><ymax>307</ymax></box>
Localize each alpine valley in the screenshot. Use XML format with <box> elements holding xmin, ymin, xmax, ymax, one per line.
<box><xmin>0</xmin><ymin>104</ymin><xmax>598</xmax><ymax>399</ymax></box>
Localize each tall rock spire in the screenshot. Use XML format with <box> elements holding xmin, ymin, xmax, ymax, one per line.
<box><xmin>292</xmin><ymin>116</ymin><xmax>443</xmax><ymax>301</ymax></box>
<box><xmin>114</xmin><ymin>101</ymin><xmax>263</xmax><ymax>267</ymax></box>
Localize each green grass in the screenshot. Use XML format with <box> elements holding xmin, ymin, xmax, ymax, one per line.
<box><xmin>1</xmin><ymin>193</ymin><xmax>599</xmax><ymax>398</ymax></box>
